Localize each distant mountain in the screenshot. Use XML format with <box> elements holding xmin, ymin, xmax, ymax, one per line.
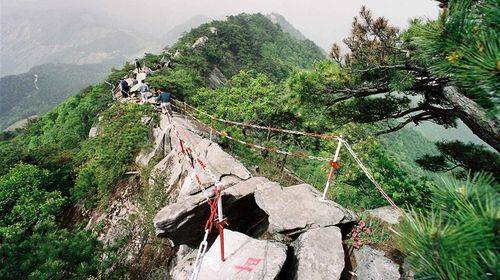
<box><xmin>0</xmin><ymin>61</ymin><xmax>115</xmax><ymax>130</ymax></box>
<box><xmin>266</xmin><ymin>13</ymin><xmax>308</xmax><ymax>41</ymax></box>
<box><xmin>0</xmin><ymin>9</ymin><xmax>162</xmax><ymax>76</ymax></box>
<box><xmin>162</xmin><ymin>15</ymin><xmax>212</xmax><ymax>47</ymax></box>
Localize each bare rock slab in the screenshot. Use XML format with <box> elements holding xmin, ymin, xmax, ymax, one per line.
<box><xmin>291</xmin><ymin>226</ymin><xmax>344</xmax><ymax>280</ymax></box>
<box><xmin>365</xmin><ymin>206</ymin><xmax>402</xmax><ymax>225</ymax></box>
<box><xmin>198</xmin><ymin>229</ymin><xmax>287</xmax><ymax>280</ymax></box>
<box><xmin>255</xmin><ymin>183</ymin><xmax>355</xmax><ymax>235</ymax></box>
<box><xmin>354</xmin><ymin>245</ymin><xmax>400</xmax><ymax>280</ymax></box>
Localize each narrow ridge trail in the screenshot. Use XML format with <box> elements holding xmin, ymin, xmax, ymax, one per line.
<box><xmin>102</xmin><ymin>58</ymin><xmax>406</xmax><ymax>279</ymax></box>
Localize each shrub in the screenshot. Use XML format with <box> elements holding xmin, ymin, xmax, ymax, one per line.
<box><xmin>396</xmin><ymin>173</ymin><xmax>498</xmax><ymax>279</ymax></box>
<box><xmin>72</xmin><ymin>103</ymin><xmax>156</xmax><ymax>207</ymax></box>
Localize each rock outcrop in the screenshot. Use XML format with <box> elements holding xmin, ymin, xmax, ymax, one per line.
<box><xmin>192</xmin><ymin>36</ymin><xmax>209</xmax><ymax>49</ymax></box>
<box><xmin>292</xmin><ymin>226</ymin><xmax>344</xmax><ymax>280</ymax></box>
<box><xmin>154</xmin><ymin>177</ymin><xmax>272</xmax><ymax>246</ymax></box>
<box><xmin>146</xmin><ymin>112</ymin><xmax>406</xmax><ymax>279</ymax></box>
<box><xmin>254</xmin><ymin>183</ymin><xmax>356</xmax><ymax>235</ymax></box>
<box><xmin>208</xmin><ymin>67</ymin><xmax>228</xmax><ymax>88</ymax></box>
<box><xmin>365</xmin><ymin>205</ymin><xmax>402</xmax><ymax>225</ymax></box>
<box><xmin>353</xmin><ymin>245</ymin><xmax>400</xmax><ymax>280</ymax></box>
<box><xmin>197</xmin><ymin>229</ymin><xmax>288</xmax><ymax>280</ymax></box>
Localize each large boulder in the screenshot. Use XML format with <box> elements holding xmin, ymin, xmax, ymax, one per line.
<box><xmin>254</xmin><ymin>183</ymin><xmax>355</xmax><ymax>235</ymax></box>
<box><xmin>208</xmin><ymin>67</ymin><xmax>228</xmax><ymax>88</ymax></box>
<box><xmin>365</xmin><ymin>206</ymin><xmax>402</xmax><ymax>225</ymax></box>
<box><xmin>153</xmin><ymin>177</ymin><xmax>274</xmax><ymax>246</ymax></box>
<box><xmin>197</xmin><ymin>229</ymin><xmax>287</xmax><ymax>280</ymax></box>
<box><xmin>291</xmin><ymin>226</ymin><xmax>344</xmax><ymax>280</ymax></box>
<box><xmin>353</xmin><ymin>245</ymin><xmax>400</xmax><ymax>280</ymax></box>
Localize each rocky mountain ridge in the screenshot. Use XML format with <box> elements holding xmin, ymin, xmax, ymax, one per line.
<box><xmin>86</xmin><ymin>98</ymin><xmax>407</xmax><ymax>279</ymax></box>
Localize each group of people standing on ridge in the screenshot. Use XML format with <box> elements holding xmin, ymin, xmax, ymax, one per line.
<box><xmin>117</xmin><ymin>58</ymin><xmax>172</xmax><ymax>115</ymax></box>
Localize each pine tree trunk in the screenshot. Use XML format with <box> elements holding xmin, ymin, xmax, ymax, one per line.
<box><xmin>442</xmin><ymin>85</ymin><xmax>500</xmax><ymax>152</ymax></box>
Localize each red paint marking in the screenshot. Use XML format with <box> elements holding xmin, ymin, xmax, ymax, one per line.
<box><xmin>234</xmin><ymin>258</ymin><xmax>262</xmax><ymax>273</ymax></box>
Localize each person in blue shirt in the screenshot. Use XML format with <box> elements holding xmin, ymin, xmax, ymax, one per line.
<box><xmin>155</xmin><ymin>88</ymin><xmax>172</xmax><ymax>115</ymax></box>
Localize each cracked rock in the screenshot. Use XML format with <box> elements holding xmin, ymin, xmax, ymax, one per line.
<box><xmin>353</xmin><ymin>245</ymin><xmax>400</xmax><ymax>280</ymax></box>
<box><xmin>291</xmin><ymin>226</ymin><xmax>344</xmax><ymax>280</ymax></box>
<box><xmin>254</xmin><ymin>183</ymin><xmax>355</xmax><ymax>235</ymax></box>
<box><xmin>154</xmin><ymin>177</ymin><xmax>273</xmax><ymax>246</ymax></box>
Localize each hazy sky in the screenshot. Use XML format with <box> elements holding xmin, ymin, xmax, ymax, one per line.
<box><xmin>1</xmin><ymin>0</ymin><xmax>439</xmax><ymax>50</ymax></box>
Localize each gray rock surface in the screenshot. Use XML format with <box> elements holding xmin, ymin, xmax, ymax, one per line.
<box><xmin>192</xmin><ymin>36</ymin><xmax>209</xmax><ymax>48</ymax></box>
<box><xmin>255</xmin><ymin>183</ymin><xmax>353</xmax><ymax>235</ymax></box>
<box><xmin>88</xmin><ymin>126</ymin><xmax>99</xmax><ymax>138</ymax></box>
<box><xmin>292</xmin><ymin>226</ymin><xmax>344</xmax><ymax>280</ymax></box>
<box><xmin>171</xmin><ymin>248</ymin><xmax>197</xmax><ymax>280</ymax></box>
<box><xmin>197</xmin><ymin>229</ymin><xmax>287</xmax><ymax>280</ymax></box>
<box><xmin>208</xmin><ymin>67</ymin><xmax>228</xmax><ymax>88</ymax></box>
<box><xmin>148</xmin><ymin>150</ymin><xmax>184</xmax><ymax>193</ymax></box>
<box><xmin>365</xmin><ymin>206</ymin><xmax>402</xmax><ymax>225</ymax></box>
<box><xmin>154</xmin><ymin>177</ymin><xmax>274</xmax><ymax>246</ymax></box>
<box><xmin>354</xmin><ymin>245</ymin><xmax>400</xmax><ymax>280</ymax></box>
<box><xmin>135</xmin><ymin>126</ymin><xmax>166</xmax><ymax>167</ymax></box>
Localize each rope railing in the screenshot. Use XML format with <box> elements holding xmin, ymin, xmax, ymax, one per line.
<box><xmin>171</xmin><ymin>103</ymin><xmax>333</xmax><ymax>162</ymax></box>
<box><xmin>172</xmin><ymin>99</ymin><xmax>338</xmax><ymax>140</ymax></box>
<box><xmin>114</xmin><ymin>67</ymin><xmax>402</xmax><ymax>279</ymax></box>
<box><xmin>171</xmin><ymin>99</ymin><xmax>401</xmax><ymax>212</ymax></box>
<box><xmin>104</xmin><ymin>81</ymin><xmax>116</xmax><ymax>100</ymax></box>
<box><xmin>166</xmin><ymin>113</ymin><xmax>227</xmax><ymax>280</ymax></box>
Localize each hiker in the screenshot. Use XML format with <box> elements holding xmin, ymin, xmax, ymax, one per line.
<box><xmin>119</xmin><ymin>79</ymin><xmax>130</xmax><ymax>98</ymax></box>
<box><xmin>139</xmin><ymin>80</ymin><xmax>149</xmax><ymax>103</ymax></box>
<box><xmin>134</xmin><ymin>58</ymin><xmax>142</xmax><ymax>73</ymax></box>
<box><xmin>155</xmin><ymin>88</ymin><xmax>172</xmax><ymax>115</ymax></box>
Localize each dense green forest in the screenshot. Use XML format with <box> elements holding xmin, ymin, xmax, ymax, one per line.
<box><xmin>0</xmin><ymin>2</ymin><xmax>498</xmax><ymax>279</ymax></box>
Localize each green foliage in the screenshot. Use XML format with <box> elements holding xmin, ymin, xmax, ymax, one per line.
<box><xmin>417</xmin><ymin>141</ymin><xmax>500</xmax><ymax>181</ymax></box>
<box><xmin>190</xmin><ymin>71</ymin><xmax>294</xmax><ymax>127</ymax></box>
<box><xmin>396</xmin><ymin>173</ymin><xmax>498</xmax><ymax>279</ymax></box>
<box><xmin>0</xmin><ymin>164</ymin><xmax>64</xmax><ymax>237</ymax></box>
<box><xmin>172</xmin><ymin>13</ymin><xmax>325</xmax><ymax>81</ymax></box>
<box><xmin>146</xmin><ymin>67</ymin><xmax>203</xmax><ymax>99</ymax></box>
<box><xmin>404</xmin><ymin>0</ymin><xmax>499</xmax><ymax>111</ymax></box>
<box><xmin>72</xmin><ymin>103</ymin><xmax>156</xmax><ymax>207</ymax></box>
<box><xmin>346</xmin><ymin>216</ymin><xmax>391</xmax><ymax>249</ymax></box>
<box><xmin>186</xmin><ymin>70</ymin><xmax>434</xmax><ymax>210</ymax></box>
<box><xmin>24</xmin><ymin>84</ymin><xmax>112</xmax><ymax>149</ymax></box>
<box><xmin>1</xmin><ymin>220</ymin><xmax>103</xmax><ymax>280</ymax></box>
<box><xmin>0</xmin><ymin>164</ymin><xmax>103</xmax><ymax>280</ymax></box>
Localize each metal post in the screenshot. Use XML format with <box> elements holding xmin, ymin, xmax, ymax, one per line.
<box><xmin>216</xmin><ymin>188</ymin><xmax>225</xmax><ymax>262</ymax></box>
<box><xmin>321</xmin><ymin>136</ymin><xmax>343</xmax><ymax>200</ymax></box>
<box><xmin>210</xmin><ymin>119</ymin><xmax>214</xmax><ymax>142</ymax></box>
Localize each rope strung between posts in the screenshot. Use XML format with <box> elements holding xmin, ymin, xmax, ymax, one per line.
<box><xmin>171</xmin><ymin>103</ymin><xmax>334</xmax><ymax>162</ymax></box>
<box><xmin>165</xmin><ymin>113</ymin><xmax>227</xmax><ymax>280</ymax></box>
<box><xmin>340</xmin><ymin>139</ymin><xmax>401</xmax><ymax>212</ymax></box>
<box><xmin>170</xmin><ymin>100</ymin><xmax>401</xmax><ymax>212</ymax></box>
<box><xmin>172</xmin><ymin>99</ymin><xmax>337</xmax><ymax>140</ymax></box>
